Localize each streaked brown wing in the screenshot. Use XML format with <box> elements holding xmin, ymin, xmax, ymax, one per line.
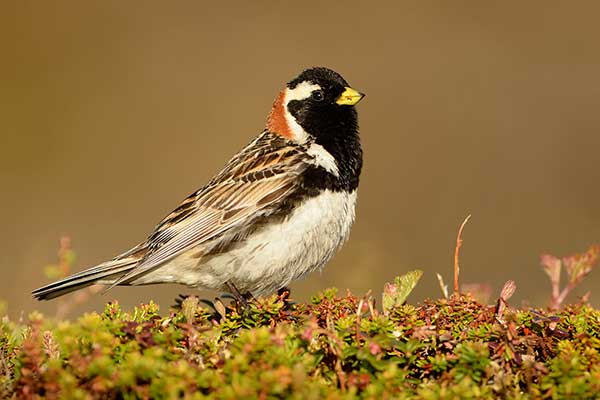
<box><xmin>109</xmin><ymin>132</ymin><xmax>308</xmax><ymax>287</ymax></box>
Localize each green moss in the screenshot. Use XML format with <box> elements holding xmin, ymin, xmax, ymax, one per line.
<box><xmin>1</xmin><ymin>290</ymin><xmax>599</xmax><ymax>399</ymax></box>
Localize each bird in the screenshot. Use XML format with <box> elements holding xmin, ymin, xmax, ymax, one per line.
<box><xmin>32</xmin><ymin>67</ymin><xmax>365</xmax><ymax>302</ymax></box>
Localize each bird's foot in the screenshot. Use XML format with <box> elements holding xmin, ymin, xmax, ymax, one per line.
<box><xmin>277</xmin><ymin>286</ymin><xmax>290</xmax><ymax>299</ymax></box>
<box><xmin>276</xmin><ymin>286</ymin><xmax>296</xmax><ymax>311</ymax></box>
<box><xmin>225</xmin><ymin>281</ymin><xmax>256</xmax><ymax>311</ymax></box>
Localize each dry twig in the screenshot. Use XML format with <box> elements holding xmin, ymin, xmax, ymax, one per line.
<box><xmin>453</xmin><ymin>214</ymin><xmax>471</xmax><ymax>294</ymax></box>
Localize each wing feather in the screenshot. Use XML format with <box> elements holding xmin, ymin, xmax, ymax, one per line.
<box><xmin>108</xmin><ymin>132</ymin><xmax>309</xmax><ymax>288</ymax></box>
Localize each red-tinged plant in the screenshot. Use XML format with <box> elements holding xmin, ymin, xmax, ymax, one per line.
<box><xmin>541</xmin><ymin>244</ymin><xmax>599</xmax><ymax>310</ymax></box>
<box><xmin>495</xmin><ymin>280</ymin><xmax>516</xmax><ymax>324</ymax></box>
<box><xmin>43</xmin><ymin>236</ymin><xmax>103</xmax><ymax>319</ymax></box>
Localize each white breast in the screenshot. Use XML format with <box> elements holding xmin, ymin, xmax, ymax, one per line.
<box><xmin>139</xmin><ymin>190</ymin><xmax>358</xmax><ymax>295</ymax></box>
<box><xmin>221</xmin><ymin>189</ymin><xmax>358</xmax><ymax>294</ymax></box>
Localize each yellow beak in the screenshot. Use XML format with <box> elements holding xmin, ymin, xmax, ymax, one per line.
<box><xmin>335</xmin><ymin>87</ymin><xmax>365</xmax><ymax>106</ymax></box>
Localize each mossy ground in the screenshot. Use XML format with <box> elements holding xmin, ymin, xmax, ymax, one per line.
<box><xmin>1</xmin><ymin>288</ymin><xmax>599</xmax><ymax>399</ymax></box>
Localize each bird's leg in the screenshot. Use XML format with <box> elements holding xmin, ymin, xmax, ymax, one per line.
<box><xmin>225</xmin><ymin>281</ymin><xmax>251</xmax><ymax>309</ymax></box>
<box><xmin>277</xmin><ymin>286</ymin><xmax>294</xmax><ymax>311</ymax></box>
<box><xmin>277</xmin><ymin>286</ymin><xmax>291</xmax><ymax>300</ymax></box>
<box><xmin>225</xmin><ymin>281</ymin><xmax>244</xmax><ymax>302</ymax></box>
<box><xmin>243</xmin><ymin>290</ymin><xmax>257</xmax><ymax>303</ymax></box>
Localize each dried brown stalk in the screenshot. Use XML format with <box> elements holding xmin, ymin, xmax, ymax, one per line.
<box><xmin>453</xmin><ymin>214</ymin><xmax>471</xmax><ymax>294</ymax></box>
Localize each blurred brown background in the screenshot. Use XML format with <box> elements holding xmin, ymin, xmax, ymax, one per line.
<box><xmin>2</xmin><ymin>2</ymin><xmax>600</xmax><ymax>318</ymax></box>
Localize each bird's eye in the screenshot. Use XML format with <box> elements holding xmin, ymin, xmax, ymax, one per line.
<box><xmin>311</xmin><ymin>90</ymin><xmax>325</xmax><ymax>101</ymax></box>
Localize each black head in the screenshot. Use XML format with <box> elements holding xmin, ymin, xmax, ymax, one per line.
<box><xmin>277</xmin><ymin>67</ymin><xmax>364</xmax><ymax>192</ymax></box>
<box><xmin>284</xmin><ymin>67</ymin><xmax>364</xmax><ymax>144</ymax></box>
<box><xmin>287</xmin><ymin>67</ymin><xmax>351</xmax><ymax>94</ymax></box>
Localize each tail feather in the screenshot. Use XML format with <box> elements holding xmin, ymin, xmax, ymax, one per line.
<box><xmin>32</xmin><ymin>259</ymin><xmax>138</xmax><ymax>301</ymax></box>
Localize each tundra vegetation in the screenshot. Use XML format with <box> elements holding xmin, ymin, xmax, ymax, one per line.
<box><xmin>1</xmin><ymin>230</ymin><xmax>599</xmax><ymax>399</ymax></box>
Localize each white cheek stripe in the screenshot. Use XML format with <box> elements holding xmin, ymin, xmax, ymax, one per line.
<box><xmin>283</xmin><ymin>81</ymin><xmax>321</xmax><ymax>144</ymax></box>
<box><xmin>286</xmin><ymin>81</ymin><xmax>322</xmax><ymax>101</ymax></box>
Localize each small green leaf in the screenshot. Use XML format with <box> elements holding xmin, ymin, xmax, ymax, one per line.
<box><xmin>382</xmin><ymin>270</ymin><xmax>423</xmax><ymax>315</ymax></box>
